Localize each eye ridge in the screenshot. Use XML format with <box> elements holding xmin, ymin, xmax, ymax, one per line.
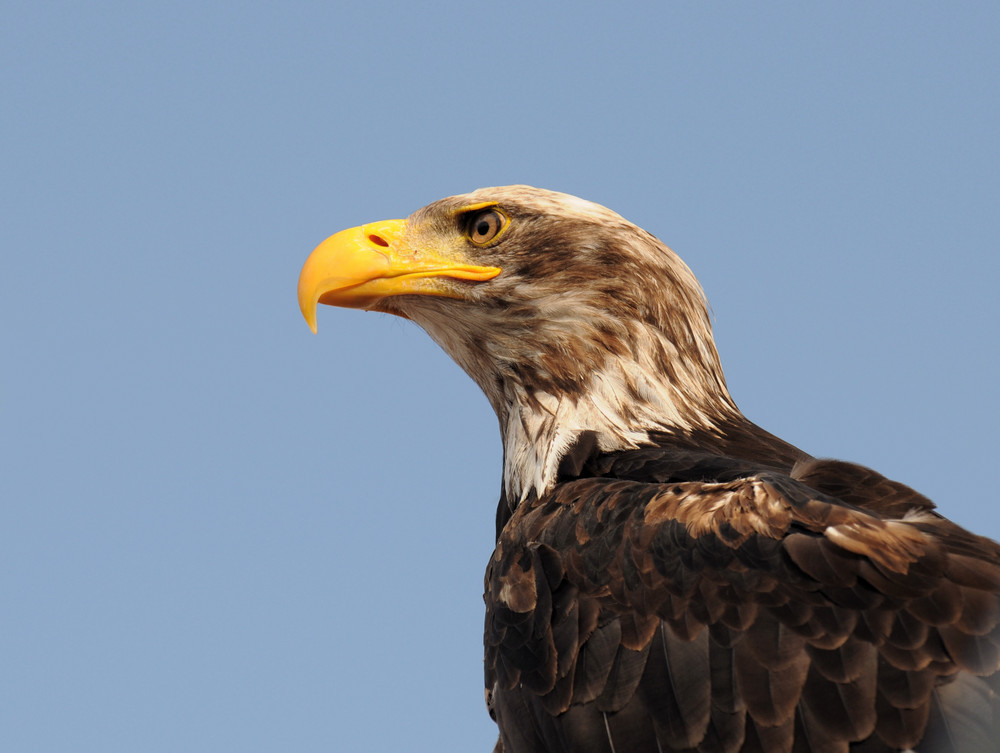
<box><xmin>466</xmin><ymin>208</ymin><xmax>508</xmax><ymax>246</ymax></box>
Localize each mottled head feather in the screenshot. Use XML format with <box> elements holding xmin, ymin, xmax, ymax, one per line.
<box><xmin>381</xmin><ymin>186</ymin><xmax>743</xmax><ymax>501</ymax></box>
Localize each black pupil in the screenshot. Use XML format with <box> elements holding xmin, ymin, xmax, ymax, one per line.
<box><xmin>476</xmin><ymin>218</ymin><xmax>492</xmax><ymax>237</ymax></box>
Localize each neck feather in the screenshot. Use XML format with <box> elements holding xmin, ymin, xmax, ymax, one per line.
<box><xmin>496</xmin><ymin>330</ymin><xmax>740</xmax><ymax>502</ymax></box>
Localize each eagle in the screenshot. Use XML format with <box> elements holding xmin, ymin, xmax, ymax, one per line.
<box><xmin>297</xmin><ymin>186</ymin><xmax>1000</xmax><ymax>753</ymax></box>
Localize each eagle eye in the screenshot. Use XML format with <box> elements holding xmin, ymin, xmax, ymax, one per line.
<box><xmin>465</xmin><ymin>209</ymin><xmax>507</xmax><ymax>246</ymax></box>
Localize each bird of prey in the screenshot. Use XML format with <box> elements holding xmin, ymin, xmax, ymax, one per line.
<box><xmin>297</xmin><ymin>186</ymin><xmax>1000</xmax><ymax>753</ymax></box>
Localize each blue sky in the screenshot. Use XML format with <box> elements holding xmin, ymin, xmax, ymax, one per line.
<box><xmin>3</xmin><ymin>3</ymin><xmax>998</xmax><ymax>751</ymax></box>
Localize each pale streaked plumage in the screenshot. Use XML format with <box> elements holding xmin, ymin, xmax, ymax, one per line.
<box><xmin>385</xmin><ymin>186</ymin><xmax>741</xmax><ymax>502</ymax></box>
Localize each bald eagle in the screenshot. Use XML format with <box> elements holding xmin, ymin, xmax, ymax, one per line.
<box><xmin>297</xmin><ymin>186</ymin><xmax>1000</xmax><ymax>753</ymax></box>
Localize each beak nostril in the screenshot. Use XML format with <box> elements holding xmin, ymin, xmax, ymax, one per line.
<box><xmin>368</xmin><ymin>234</ymin><xmax>389</xmax><ymax>247</ymax></box>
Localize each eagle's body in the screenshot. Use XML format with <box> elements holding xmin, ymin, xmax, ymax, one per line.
<box><xmin>298</xmin><ymin>186</ymin><xmax>1000</xmax><ymax>752</ymax></box>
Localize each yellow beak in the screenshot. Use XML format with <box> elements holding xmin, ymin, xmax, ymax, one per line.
<box><xmin>297</xmin><ymin>219</ymin><xmax>501</xmax><ymax>333</ymax></box>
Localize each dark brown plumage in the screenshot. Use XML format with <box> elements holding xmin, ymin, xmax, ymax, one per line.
<box><xmin>298</xmin><ymin>186</ymin><xmax>1000</xmax><ymax>752</ymax></box>
<box><xmin>486</xmin><ymin>445</ymin><xmax>1000</xmax><ymax>753</ymax></box>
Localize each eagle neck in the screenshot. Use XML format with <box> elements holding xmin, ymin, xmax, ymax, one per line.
<box><xmin>496</xmin><ymin>353</ymin><xmax>740</xmax><ymax>506</ymax></box>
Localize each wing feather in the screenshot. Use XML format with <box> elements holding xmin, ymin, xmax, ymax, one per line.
<box><xmin>486</xmin><ymin>450</ymin><xmax>1000</xmax><ymax>752</ymax></box>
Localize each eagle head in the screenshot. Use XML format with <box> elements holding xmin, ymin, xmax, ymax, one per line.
<box><xmin>298</xmin><ymin>186</ymin><xmax>741</xmax><ymax>500</ymax></box>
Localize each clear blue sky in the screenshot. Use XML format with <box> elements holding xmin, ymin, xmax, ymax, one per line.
<box><xmin>3</xmin><ymin>3</ymin><xmax>998</xmax><ymax>752</ymax></box>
